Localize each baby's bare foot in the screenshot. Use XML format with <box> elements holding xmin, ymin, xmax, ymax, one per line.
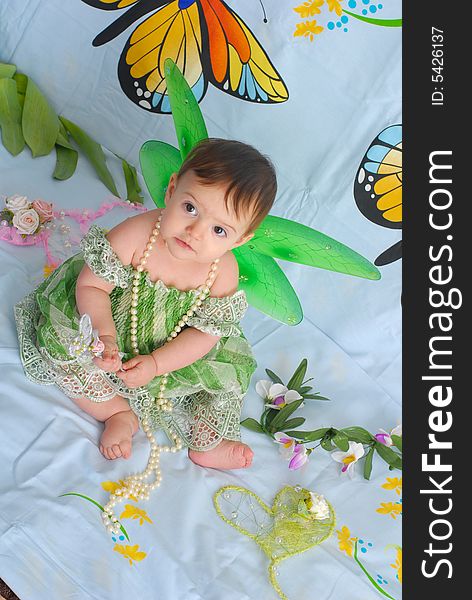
<box><xmin>99</xmin><ymin>410</ymin><xmax>139</xmax><ymax>460</ymax></box>
<box><xmin>188</xmin><ymin>439</ymin><xmax>254</xmax><ymax>470</ymax></box>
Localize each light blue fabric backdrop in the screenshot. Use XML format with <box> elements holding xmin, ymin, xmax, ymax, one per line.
<box><xmin>0</xmin><ymin>1</ymin><xmax>401</xmax><ymax>598</ymax></box>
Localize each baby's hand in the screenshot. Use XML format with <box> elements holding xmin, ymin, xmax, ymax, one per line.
<box><xmin>93</xmin><ymin>335</ymin><xmax>122</xmax><ymax>372</ymax></box>
<box><xmin>116</xmin><ymin>354</ymin><xmax>158</xmax><ymax>388</ymax></box>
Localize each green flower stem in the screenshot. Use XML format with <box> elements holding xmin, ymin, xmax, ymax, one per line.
<box><xmin>353</xmin><ymin>540</ymin><xmax>397</xmax><ymax>599</ymax></box>
<box><xmin>59</xmin><ymin>492</ymin><xmax>130</xmax><ymax>541</ymax></box>
<box><xmin>342</xmin><ymin>10</ymin><xmax>402</xmax><ymax>27</ymax></box>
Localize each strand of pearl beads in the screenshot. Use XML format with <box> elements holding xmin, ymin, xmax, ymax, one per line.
<box><xmin>130</xmin><ymin>211</ymin><xmax>220</xmax><ymax>412</ymax></box>
<box><xmin>102</xmin><ymin>211</ymin><xmax>220</xmax><ymax>535</ymax></box>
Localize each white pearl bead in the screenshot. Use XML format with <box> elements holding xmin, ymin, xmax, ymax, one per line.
<box><xmin>137</xmin><ymin>265</ymin><xmax>144</xmax><ymax>272</ymax></box>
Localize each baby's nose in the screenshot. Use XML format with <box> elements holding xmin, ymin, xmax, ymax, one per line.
<box><xmin>187</xmin><ymin>221</ymin><xmax>205</xmax><ymax>240</ymax></box>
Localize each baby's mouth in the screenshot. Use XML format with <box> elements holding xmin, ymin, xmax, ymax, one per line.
<box><xmin>175</xmin><ymin>237</ymin><xmax>194</xmax><ymax>251</ymax></box>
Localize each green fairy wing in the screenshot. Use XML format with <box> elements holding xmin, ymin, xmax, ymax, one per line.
<box><xmin>232</xmin><ymin>245</ymin><xmax>302</xmax><ymax>326</ymax></box>
<box><xmin>139</xmin><ymin>59</ymin><xmax>380</xmax><ymax>326</ymax></box>
<box><xmin>250</xmin><ymin>215</ymin><xmax>381</xmax><ymax>280</ymax></box>
<box><xmin>163</xmin><ymin>58</ymin><xmax>208</xmax><ymax>161</ymax></box>
<box><xmin>140</xmin><ymin>58</ymin><xmax>208</xmax><ymax>205</ymax></box>
<box><xmin>139</xmin><ymin>141</ymin><xmax>182</xmax><ymax>208</ymax></box>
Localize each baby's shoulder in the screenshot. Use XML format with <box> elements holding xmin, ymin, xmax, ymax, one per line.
<box><xmin>209</xmin><ymin>251</ymin><xmax>240</xmax><ymax>298</ymax></box>
<box><xmin>105</xmin><ymin>209</ymin><xmax>161</xmax><ymax>266</ymax></box>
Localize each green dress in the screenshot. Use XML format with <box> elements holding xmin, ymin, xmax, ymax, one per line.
<box><xmin>14</xmin><ymin>225</ymin><xmax>258</xmax><ymax>450</ymax></box>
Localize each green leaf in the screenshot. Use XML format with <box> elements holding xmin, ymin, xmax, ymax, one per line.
<box><xmin>391</xmin><ymin>435</ymin><xmax>402</xmax><ymax>451</ymax></box>
<box><xmin>13</xmin><ymin>73</ymin><xmax>27</xmax><ymax>110</ymax></box>
<box><xmin>298</xmin><ymin>386</ymin><xmax>313</xmax><ymax>394</ymax></box>
<box><xmin>22</xmin><ymin>77</ymin><xmax>59</xmax><ymax>157</ymax></box>
<box><xmin>364</xmin><ymin>447</ymin><xmax>374</xmax><ymax>480</ymax></box>
<box><xmin>122</xmin><ymin>159</ymin><xmax>144</xmax><ymax>204</ymax></box>
<box><xmin>303</xmin><ymin>394</ymin><xmax>330</xmax><ymax>401</ymax></box>
<box><xmin>53</xmin><ymin>144</ymin><xmax>78</xmax><ymax>180</ymax></box>
<box><xmin>341</xmin><ymin>426</ymin><xmax>375</xmax><ymax>444</ymax></box>
<box><xmin>332</xmin><ymin>431</ymin><xmax>350</xmax><ymax>452</ymax></box>
<box><xmin>0</xmin><ymin>77</ymin><xmax>25</xmax><ymax>155</ymax></box>
<box><xmin>375</xmin><ymin>442</ymin><xmax>402</xmax><ymax>470</ymax></box>
<box><xmin>268</xmin><ymin>399</ymin><xmax>304</xmax><ymax>433</ymax></box>
<box><xmin>320</xmin><ymin>437</ymin><xmax>335</xmax><ymax>451</ymax></box>
<box><xmin>279</xmin><ymin>417</ymin><xmax>305</xmax><ymax>431</ymax></box>
<box><xmin>284</xmin><ymin>428</ymin><xmax>329</xmax><ymax>441</ymax></box>
<box><xmin>0</xmin><ymin>63</ymin><xmax>16</xmax><ymax>78</ymax></box>
<box><xmin>55</xmin><ymin>124</ymin><xmax>76</xmax><ymax>150</ymax></box>
<box><xmin>240</xmin><ymin>418</ymin><xmax>264</xmax><ymax>433</ymax></box>
<box><xmin>265</xmin><ymin>368</ymin><xmax>284</xmax><ymax>385</ymax></box>
<box><xmin>60</xmin><ymin>117</ymin><xmax>118</xmax><ymax>196</ymax></box>
<box><xmin>287</xmin><ymin>358</ymin><xmax>308</xmax><ymax>390</ymax></box>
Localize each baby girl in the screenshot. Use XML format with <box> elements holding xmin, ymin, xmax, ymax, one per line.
<box><xmin>15</xmin><ymin>138</ymin><xmax>277</xmax><ymax>470</ymax></box>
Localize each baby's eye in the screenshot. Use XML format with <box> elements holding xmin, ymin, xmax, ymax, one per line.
<box><xmin>184</xmin><ymin>202</ymin><xmax>196</xmax><ymax>214</ymax></box>
<box><xmin>214</xmin><ymin>226</ymin><xmax>227</xmax><ymax>237</ymax></box>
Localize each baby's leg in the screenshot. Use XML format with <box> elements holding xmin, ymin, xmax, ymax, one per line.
<box><xmin>71</xmin><ymin>395</ymin><xmax>139</xmax><ymax>460</ymax></box>
<box><xmin>188</xmin><ymin>439</ymin><xmax>254</xmax><ymax>470</ymax></box>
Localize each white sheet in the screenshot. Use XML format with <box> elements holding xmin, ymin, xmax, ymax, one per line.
<box><xmin>1</xmin><ymin>1</ymin><xmax>402</xmax><ymax>598</ymax></box>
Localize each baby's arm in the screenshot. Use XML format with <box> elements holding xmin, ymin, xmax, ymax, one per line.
<box><xmin>151</xmin><ymin>327</ymin><xmax>221</xmax><ymax>375</ymax></box>
<box><xmin>75</xmin><ymin>215</ymin><xmax>144</xmax><ymax>369</ymax></box>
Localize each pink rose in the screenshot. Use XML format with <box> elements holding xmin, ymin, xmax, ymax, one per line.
<box><xmin>12</xmin><ymin>208</ymin><xmax>40</xmax><ymax>235</ymax></box>
<box><xmin>32</xmin><ymin>199</ymin><xmax>54</xmax><ymax>224</ymax></box>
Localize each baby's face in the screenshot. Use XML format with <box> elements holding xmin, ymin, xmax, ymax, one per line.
<box><xmin>159</xmin><ymin>170</ymin><xmax>255</xmax><ymax>264</ymax></box>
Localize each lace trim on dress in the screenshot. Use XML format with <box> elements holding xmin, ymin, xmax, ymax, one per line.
<box><xmin>186</xmin><ymin>290</ymin><xmax>249</xmax><ymax>337</ymax></box>
<box><xmin>80</xmin><ymin>225</ymin><xmax>131</xmax><ymax>289</ymax></box>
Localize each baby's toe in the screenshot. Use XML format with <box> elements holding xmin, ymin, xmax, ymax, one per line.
<box><xmin>243</xmin><ymin>446</ymin><xmax>254</xmax><ymax>467</ymax></box>
<box><xmin>120</xmin><ymin>440</ymin><xmax>132</xmax><ymax>460</ymax></box>
<box><xmin>112</xmin><ymin>444</ymin><xmax>123</xmax><ymax>458</ymax></box>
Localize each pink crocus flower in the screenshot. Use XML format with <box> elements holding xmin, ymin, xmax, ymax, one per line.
<box><xmin>375</xmin><ymin>430</ymin><xmax>393</xmax><ymax>446</ymax></box>
<box><xmin>331</xmin><ymin>442</ymin><xmax>365</xmax><ymax>478</ymax></box>
<box><xmin>273</xmin><ymin>432</ymin><xmax>296</xmax><ymax>459</ymax></box>
<box><xmin>289</xmin><ymin>444</ymin><xmax>308</xmax><ymax>470</ymax></box>
<box><xmin>255</xmin><ymin>379</ymin><xmax>303</xmax><ymax>410</ymax></box>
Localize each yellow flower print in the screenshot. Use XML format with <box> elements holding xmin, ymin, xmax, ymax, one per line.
<box><xmin>120</xmin><ymin>504</ymin><xmax>153</xmax><ymax>526</ymax></box>
<box><xmin>376</xmin><ymin>502</ymin><xmax>402</xmax><ymax>520</ymax></box>
<box><xmin>102</xmin><ymin>479</ymin><xmax>138</xmax><ymax>502</ymax></box>
<box><xmin>43</xmin><ymin>263</ymin><xmax>58</xmax><ymax>278</ymax></box>
<box><xmin>336</xmin><ymin>525</ymin><xmax>357</xmax><ymax>556</ymax></box>
<box><xmin>327</xmin><ymin>0</ymin><xmax>343</xmax><ymax>17</ymax></box>
<box><xmin>113</xmin><ymin>544</ymin><xmax>147</xmax><ymax>565</ymax></box>
<box><xmin>390</xmin><ymin>547</ymin><xmax>402</xmax><ymax>583</ymax></box>
<box><xmin>294</xmin><ymin>20</ymin><xmax>324</xmax><ymax>41</ymax></box>
<box><xmin>382</xmin><ymin>477</ymin><xmax>402</xmax><ymax>496</ymax></box>
<box><xmin>293</xmin><ymin>0</ymin><xmax>324</xmax><ymax>18</ymax></box>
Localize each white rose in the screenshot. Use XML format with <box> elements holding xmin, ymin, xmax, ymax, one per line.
<box><xmin>5</xmin><ymin>194</ymin><xmax>30</xmax><ymax>213</ymax></box>
<box><xmin>308</xmin><ymin>493</ymin><xmax>330</xmax><ymax>520</ymax></box>
<box><xmin>12</xmin><ymin>208</ymin><xmax>40</xmax><ymax>235</ymax></box>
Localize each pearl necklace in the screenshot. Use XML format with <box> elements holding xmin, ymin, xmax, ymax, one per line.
<box><xmin>102</xmin><ymin>211</ymin><xmax>220</xmax><ymax>535</ymax></box>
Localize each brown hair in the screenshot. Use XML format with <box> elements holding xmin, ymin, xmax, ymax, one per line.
<box><xmin>177</xmin><ymin>138</ymin><xmax>277</xmax><ymax>235</ymax></box>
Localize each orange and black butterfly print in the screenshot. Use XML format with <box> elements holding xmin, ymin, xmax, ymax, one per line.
<box><xmin>354</xmin><ymin>125</ymin><xmax>402</xmax><ymax>266</ymax></box>
<box><xmin>81</xmin><ymin>0</ymin><xmax>289</xmax><ymax>113</ymax></box>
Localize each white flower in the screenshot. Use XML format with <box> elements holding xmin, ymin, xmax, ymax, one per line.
<box><xmin>255</xmin><ymin>379</ymin><xmax>303</xmax><ymax>410</ymax></box>
<box><xmin>5</xmin><ymin>194</ymin><xmax>30</xmax><ymax>213</ymax></box>
<box><xmin>331</xmin><ymin>441</ymin><xmax>365</xmax><ymax>478</ymax></box>
<box><xmin>12</xmin><ymin>208</ymin><xmax>40</xmax><ymax>235</ymax></box>
<box><xmin>391</xmin><ymin>424</ymin><xmax>402</xmax><ymax>438</ymax></box>
<box><xmin>273</xmin><ymin>432</ymin><xmax>297</xmax><ymax>459</ymax></box>
<box><xmin>307</xmin><ymin>493</ymin><xmax>330</xmax><ymax>520</ymax></box>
